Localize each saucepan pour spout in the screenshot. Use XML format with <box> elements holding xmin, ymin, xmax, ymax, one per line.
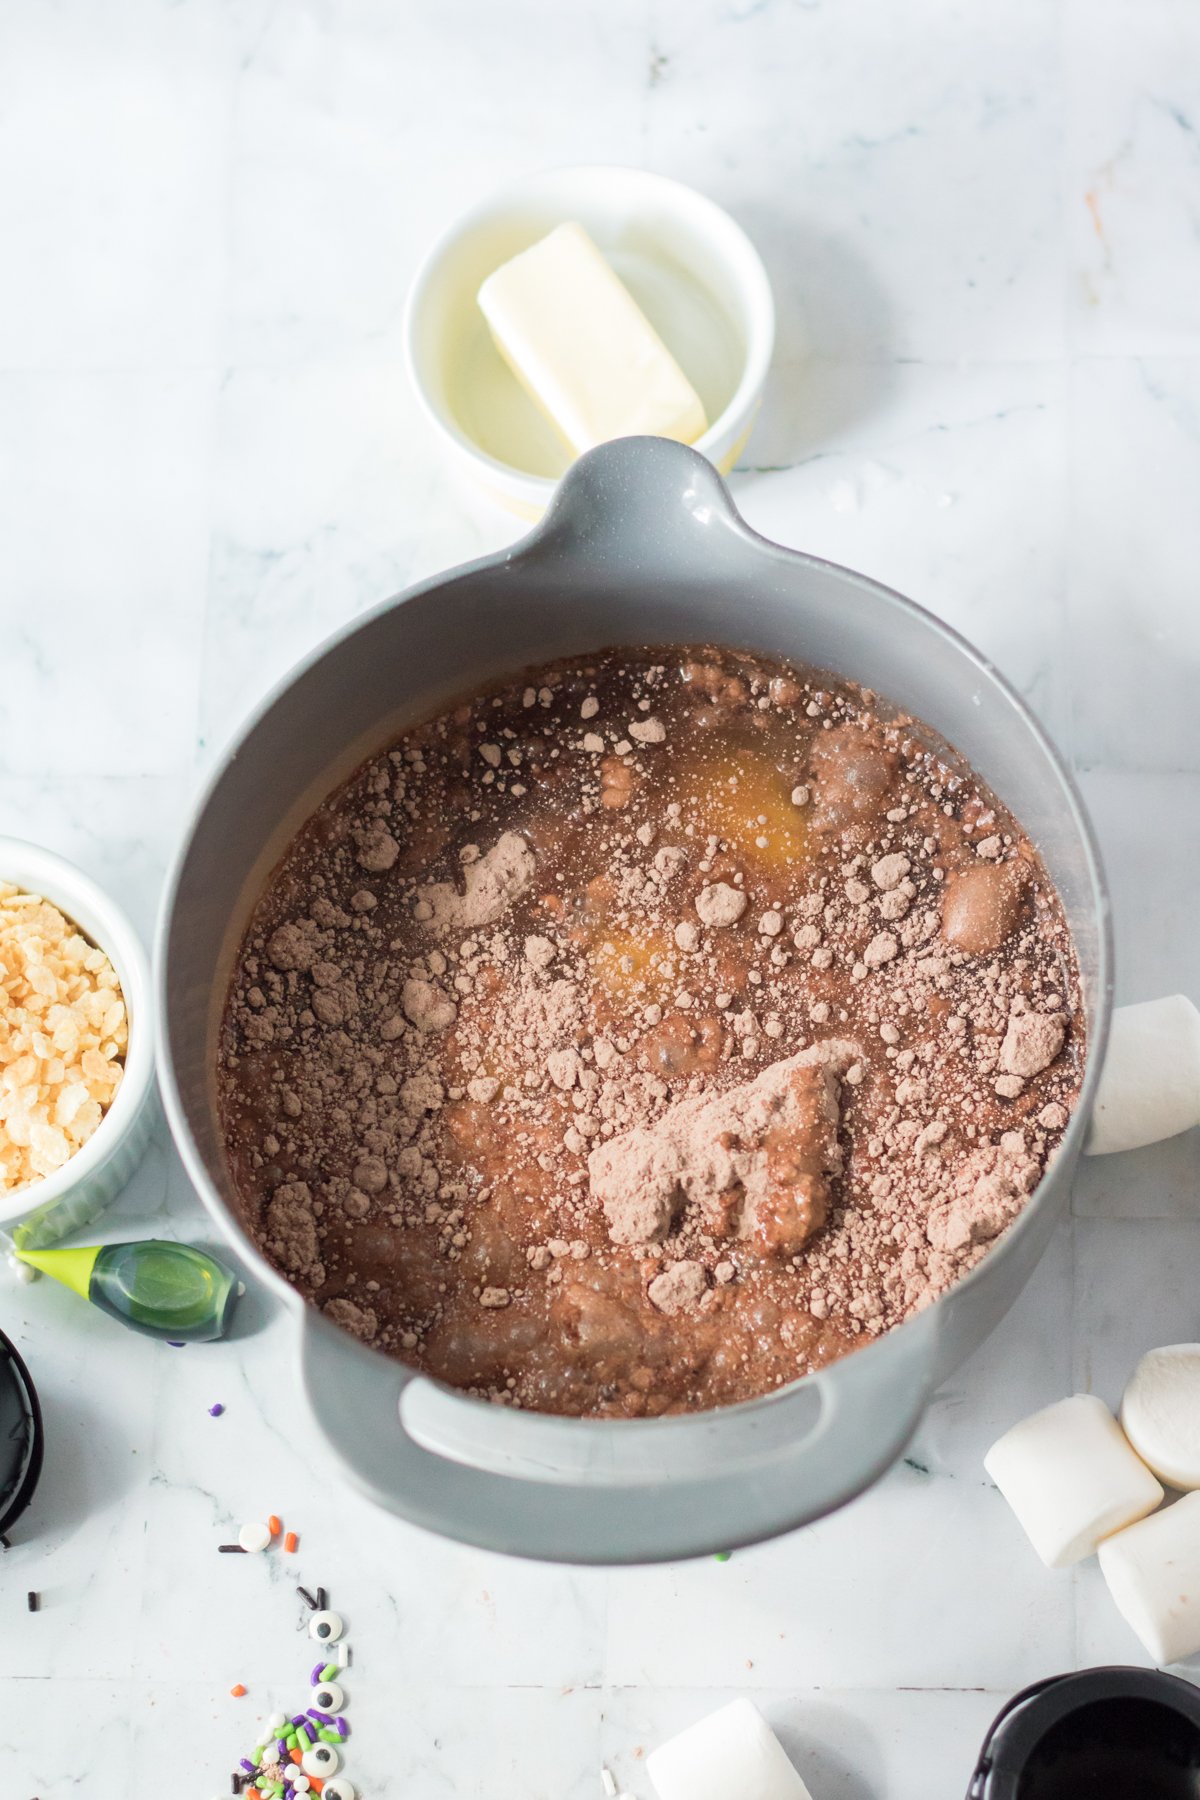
<box><xmin>514</xmin><ymin>435</ymin><xmax>752</xmax><ymax>581</ymax></box>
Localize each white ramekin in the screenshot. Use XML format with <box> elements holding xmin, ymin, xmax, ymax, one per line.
<box><xmin>403</xmin><ymin>164</ymin><xmax>776</xmax><ymax>519</ymax></box>
<box><xmin>0</xmin><ymin>837</ymin><xmax>158</xmax><ymax>1251</ymax></box>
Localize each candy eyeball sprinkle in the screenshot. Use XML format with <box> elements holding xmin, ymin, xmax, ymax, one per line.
<box><xmin>308</xmin><ymin>1608</ymin><xmax>344</xmax><ymax>1643</ymax></box>
<box><xmin>312</xmin><ymin>1680</ymin><xmax>344</xmax><ymax>1711</ymax></box>
<box><xmin>301</xmin><ymin>1741</ymin><xmax>341</xmax><ymax>1777</ymax></box>
<box><xmin>321</xmin><ymin>1780</ymin><xmax>356</xmax><ymax>1800</ymax></box>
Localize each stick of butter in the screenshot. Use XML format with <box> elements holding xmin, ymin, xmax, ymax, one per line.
<box><xmin>478</xmin><ymin>221</ymin><xmax>708</xmax><ymax>456</ymax></box>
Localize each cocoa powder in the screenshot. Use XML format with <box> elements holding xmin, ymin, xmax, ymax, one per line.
<box><xmin>216</xmin><ymin>645</ymin><xmax>1085</xmax><ymax>1417</ymax></box>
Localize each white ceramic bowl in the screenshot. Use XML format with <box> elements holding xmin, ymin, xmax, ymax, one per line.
<box><xmin>0</xmin><ymin>838</ymin><xmax>158</xmax><ymax>1251</ymax></box>
<box><xmin>404</xmin><ymin>164</ymin><xmax>775</xmax><ymax>518</ymax></box>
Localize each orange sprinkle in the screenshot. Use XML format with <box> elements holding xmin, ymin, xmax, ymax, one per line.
<box><xmin>290</xmin><ymin>1749</ymin><xmax>303</xmax><ymax>1765</ymax></box>
<box><xmin>230</xmin><ymin>1683</ymin><xmax>247</xmax><ymax>1698</ymax></box>
<box><xmin>284</xmin><ymin>1530</ymin><xmax>299</xmax><ymax>1553</ymax></box>
<box><xmin>246</xmin><ymin>1790</ymin><xmax>261</xmax><ymax>1800</ymax></box>
<box><xmin>268</xmin><ymin>1514</ymin><xmax>282</xmax><ymax>1536</ymax></box>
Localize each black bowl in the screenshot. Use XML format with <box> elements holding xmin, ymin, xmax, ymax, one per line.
<box><xmin>970</xmin><ymin>1667</ymin><xmax>1200</xmax><ymax>1799</ymax></box>
<box><xmin>0</xmin><ymin>1327</ymin><xmax>43</xmax><ymax>1538</ymax></box>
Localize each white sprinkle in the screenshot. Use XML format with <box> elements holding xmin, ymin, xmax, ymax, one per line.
<box><xmin>601</xmin><ymin>1769</ymin><xmax>618</xmax><ymax>1797</ymax></box>
<box><xmin>238</xmin><ymin>1519</ymin><xmax>272</xmax><ymax>1554</ymax></box>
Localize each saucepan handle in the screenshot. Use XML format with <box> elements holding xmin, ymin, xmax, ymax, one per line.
<box><xmin>298</xmin><ymin>1305</ymin><xmax>938</xmax><ymax>1564</ymax></box>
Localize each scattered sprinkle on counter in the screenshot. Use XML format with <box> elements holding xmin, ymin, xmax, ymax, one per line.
<box><xmin>225</xmin><ymin>1585</ymin><xmax>354</xmax><ymax>1797</ymax></box>
<box><xmin>238</xmin><ymin>1520</ymin><xmax>272</xmax><ymax>1554</ymax></box>
<box><xmin>209</xmin><ymin>1402</ymin><xmax>225</xmax><ymax>1417</ymax></box>
<box><xmin>230</xmin><ymin>1683</ymin><xmax>247</xmax><ymax>1698</ymax></box>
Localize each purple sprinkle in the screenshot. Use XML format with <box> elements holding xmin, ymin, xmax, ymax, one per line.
<box><xmin>291</xmin><ymin>1713</ymin><xmax>308</xmax><ymax>1729</ymax></box>
<box><xmin>310</xmin><ymin>1662</ymin><xmax>325</xmax><ymax>1686</ymax></box>
<box><xmin>208</xmin><ymin>1402</ymin><xmax>225</xmax><ymax>1417</ymax></box>
<box><xmin>307</xmin><ymin>1709</ymin><xmax>333</xmax><ymax>1725</ymax></box>
<box><xmin>239</xmin><ymin>1760</ymin><xmax>256</xmax><ymax>1775</ymax></box>
<box><xmin>166</xmin><ymin>1340</ymin><xmax>185</xmax><ymax>1347</ymax></box>
<box><xmin>277</xmin><ymin>1738</ymin><xmax>289</xmax><ymax>1757</ymax></box>
<box><xmin>334</xmin><ymin>1716</ymin><xmax>349</xmax><ymax>1736</ymax></box>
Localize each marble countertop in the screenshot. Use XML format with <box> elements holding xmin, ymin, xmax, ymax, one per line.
<box><xmin>3</xmin><ymin>0</ymin><xmax>1200</xmax><ymax>1794</ymax></box>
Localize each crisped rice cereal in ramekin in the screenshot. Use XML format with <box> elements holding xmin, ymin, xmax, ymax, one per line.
<box><xmin>0</xmin><ymin>882</ymin><xmax>128</xmax><ymax>1193</ymax></box>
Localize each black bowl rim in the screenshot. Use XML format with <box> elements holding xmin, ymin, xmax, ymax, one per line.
<box><xmin>0</xmin><ymin>1326</ymin><xmax>43</xmax><ymax>1536</ymax></box>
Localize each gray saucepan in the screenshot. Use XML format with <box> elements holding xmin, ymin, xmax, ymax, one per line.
<box><xmin>156</xmin><ymin>436</ymin><xmax>1113</xmax><ymax>1564</ymax></box>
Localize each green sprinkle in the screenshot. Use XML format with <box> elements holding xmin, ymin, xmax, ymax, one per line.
<box><xmin>319</xmin><ymin>1727</ymin><xmax>341</xmax><ymax>1742</ymax></box>
<box><xmin>714</xmin><ymin>1550</ymin><xmax>732</xmax><ymax>1562</ymax></box>
<box><xmin>285</xmin><ymin>1732</ymin><xmax>298</xmax><ymax>1748</ymax></box>
<box><xmin>295</xmin><ymin>1726</ymin><xmax>312</xmax><ymax>1752</ymax></box>
<box><xmin>320</xmin><ymin>1662</ymin><xmax>339</xmax><ymax>1682</ymax></box>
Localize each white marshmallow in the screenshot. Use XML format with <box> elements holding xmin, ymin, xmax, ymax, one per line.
<box><xmin>1121</xmin><ymin>1344</ymin><xmax>1200</xmax><ymax>1491</ymax></box>
<box><xmin>1086</xmin><ymin>995</ymin><xmax>1200</xmax><ymax>1156</ymax></box>
<box><xmin>984</xmin><ymin>1393</ymin><xmax>1163</xmax><ymax>1568</ymax></box>
<box><xmin>1099</xmin><ymin>1491</ymin><xmax>1200</xmax><ymax>1664</ymax></box>
<box><xmin>647</xmin><ymin>1699</ymin><xmax>814</xmax><ymax>1800</ymax></box>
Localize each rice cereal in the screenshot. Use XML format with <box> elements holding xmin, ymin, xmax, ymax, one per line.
<box><xmin>0</xmin><ymin>881</ymin><xmax>128</xmax><ymax>1192</ymax></box>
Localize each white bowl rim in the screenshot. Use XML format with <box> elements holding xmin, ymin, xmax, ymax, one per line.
<box><xmin>402</xmin><ymin>161</ymin><xmax>776</xmax><ymax>497</ymax></box>
<box><xmin>0</xmin><ymin>835</ymin><xmax>155</xmax><ymax>1229</ymax></box>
